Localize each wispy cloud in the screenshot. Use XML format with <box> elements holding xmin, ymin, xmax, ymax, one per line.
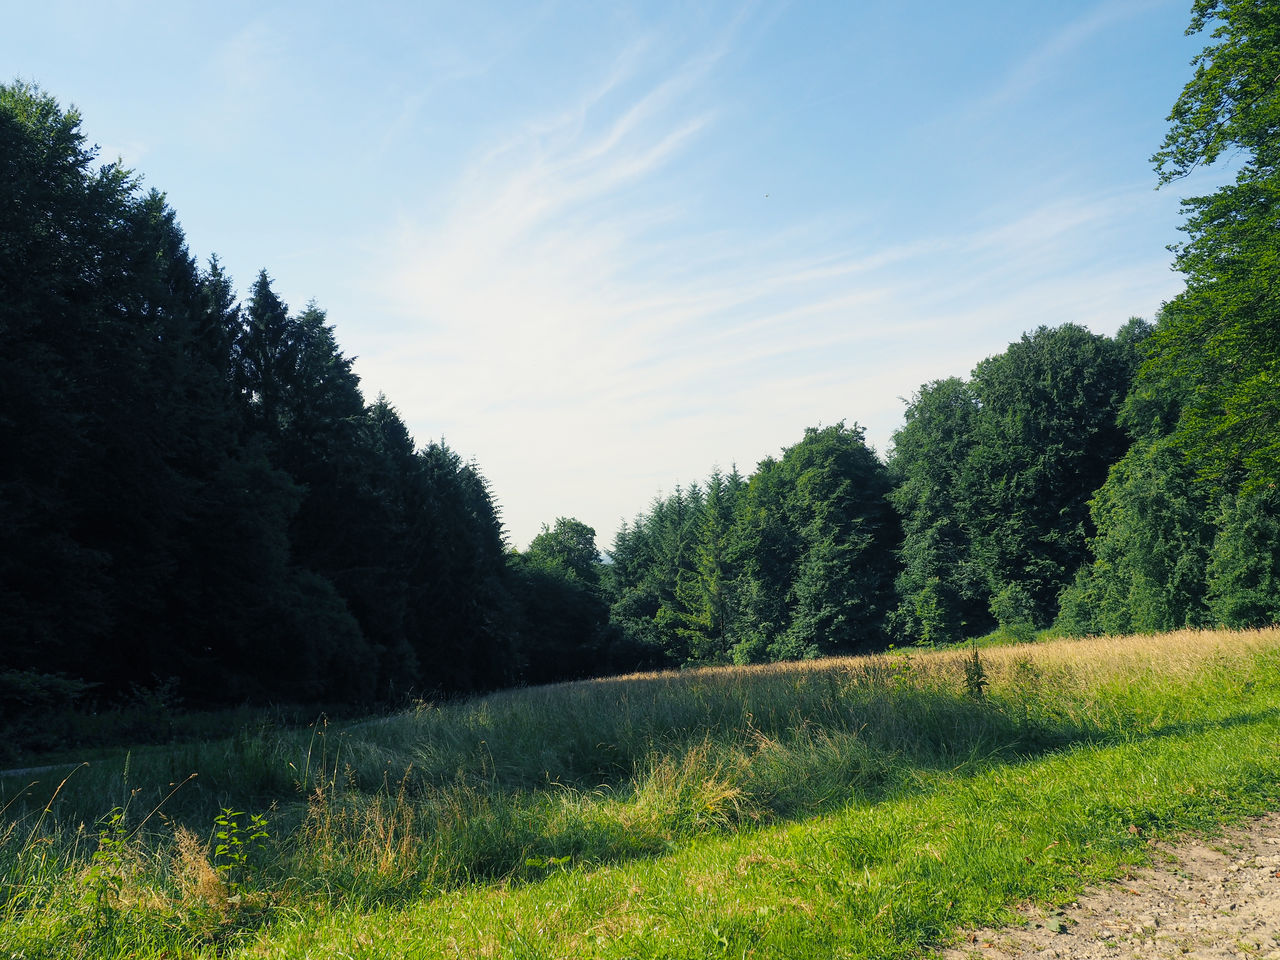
<box><xmin>354</xmin><ymin>29</ymin><xmax>1181</xmax><ymax>548</ymax></box>
<box><xmin>193</xmin><ymin>17</ymin><xmax>289</xmax><ymax>150</ymax></box>
<box><xmin>969</xmin><ymin>0</ymin><xmax>1168</xmax><ymax>117</ymax></box>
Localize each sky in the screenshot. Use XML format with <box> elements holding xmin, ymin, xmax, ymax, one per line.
<box><xmin>4</xmin><ymin>0</ymin><xmax>1229</xmax><ymax>548</ymax></box>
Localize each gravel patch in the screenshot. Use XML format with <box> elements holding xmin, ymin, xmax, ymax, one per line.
<box><xmin>937</xmin><ymin>813</ymin><xmax>1280</xmax><ymax>960</ymax></box>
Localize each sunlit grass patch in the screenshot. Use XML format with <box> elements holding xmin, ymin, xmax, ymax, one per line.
<box><xmin>2</xmin><ymin>628</ymin><xmax>1278</xmax><ymax>958</ymax></box>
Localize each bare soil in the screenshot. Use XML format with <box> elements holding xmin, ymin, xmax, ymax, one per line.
<box><xmin>937</xmin><ymin>813</ymin><xmax>1280</xmax><ymax>960</ymax></box>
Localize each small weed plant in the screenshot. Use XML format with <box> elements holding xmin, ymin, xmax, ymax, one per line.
<box><xmin>212</xmin><ymin>808</ymin><xmax>269</xmax><ymax>896</ymax></box>
<box><xmin>84</xmin><ymin>807</ymin><xmax>128</xmax><ymax>930</ymax></box>
<box><xmin>963</xmin><ymin>645</ymin><xmax>989</xmax><ymax>700</ymax></box>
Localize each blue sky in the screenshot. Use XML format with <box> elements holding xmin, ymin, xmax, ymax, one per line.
<box><xmin>6</xmin><ymin>1</ymin><xmax>1224</xmax><ymax>548</ymax></box>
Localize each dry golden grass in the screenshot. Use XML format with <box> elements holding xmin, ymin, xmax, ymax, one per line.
<box><xmin>172</xmin><ymin>825</ymin><xmax>228</xmax><ymax>914</ymax></box>
<box><xmin>541</xmin><ymin>627</ymin><xmax>1280</xmax><ymax>725</ymax></box>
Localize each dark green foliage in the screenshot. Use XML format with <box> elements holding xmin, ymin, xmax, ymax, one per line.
<box><xmin>0</xmin><ymin>82</ymin><xmax>296</xmax><ymax>696</ymax></box>
<box><xmin>606</xmin><ymin>484</ymin><xmax>711</xmax><ymax>667</ymax></box>
<box><xmin>1206</xmin><ymin>489</ymin><xmax>1280</xmax><ymax>627</ymax></box>
<box><xmin>10</xmin><ymin>3</ymin><xmax>1279</xmax><ymax>725</ymax></box>
<box><xmin>697</xmin><ymin>473</ymin><xmax>744</xmax><ymax>621</ymax></box>
<box><xmin>1059</xmin><ymin>2</ymin><xmax>1280</xmax><ymax>634</ymax></box>
<box><xmin>527</xmin><ymin>517</ymin><xmax>603</xmax><ymax>587</ymax></box>
<box><xmin>969</xmin><ymin>325</ymin><xmax>1140</xmax><ymax>619</ymax></box>
<box><xmin>889</xmin><ymin>325</ymin><xmax>1141</xmax><ymax>643</ymax></box>
<box><xmin>768</xmin><ymin>424</ymin><xmax>899</xmax><ymax>658</ymax></box>
<box><xmin>0</xmin><ymin>83</ymin><xmax>545</xmax><ymax>721</ymax></box>
<box><xmin>608</xmin><ymin>426</ymin><xmax>898</xmax><ymax>666</ymax></box>
<box><xmin>726</xmin><ymin>461</ymin><xmax>794</xmax><ymax>663</ymax></box>
<box><xmin>0</xmin><ymin>672</ymin><xmax>94</xmax><ymax>746</ymax></box>
<box><xmin>672</xmin><ymin>472</ymin><xmax>741</xmax><ymax>664</ymax></box>
<box><xmin>512</xmin><ymin>519</ymin><xmax>614</xmax><ymax>684</ymax></box>
<box><xmin>886</xmin><ymin>377</ymin><xmax>985</xmax><ymax>644</ymax></box>
<box><xmin>400</xmin><ymin>442</ymin><xmax>520</xmax><ymax>694</ymax></box>
<box><xmin>0</xmin><ymin>81</ymin><xmax>124</xmax><ymax>667</ymax></box>
<box><xmin>0</xmin><ymin>83</ymin><xmax>398</xmax><ymax>704</ymax></box>
<box><xmin>988</xmin><ymin>583</ymin><xmax>1036</xmax><ymax>643</ymax></box>
<box><xmin>232</xmin><ymin>278</ymin><xmax>391</xmax><ymax>699</ymax></box>
<box><xmin>1148</xmin><ymin>0</ymin><xmax>1279</xmax><ymax>495</ymax></box>
<box><xmin>1055</xmin><ymin>439</ymin><xmax>1215</xmax><ymax>636</ymax></box>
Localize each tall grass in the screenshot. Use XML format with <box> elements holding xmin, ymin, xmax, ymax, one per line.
<box><xmin>2</xmin><ymin>628</ymin><xmax>1278</xmax><ymax>958</ymax></box>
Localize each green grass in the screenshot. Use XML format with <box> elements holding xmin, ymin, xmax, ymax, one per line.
<box><xmin>0</xmin><ymin>689</ymin><xmax>370</xmax><ymax>768</ymax></box>
<box><xmin>2</xmin><ymin>628</ymin><xmax>1279</xmax><ymax>958</ymax></box>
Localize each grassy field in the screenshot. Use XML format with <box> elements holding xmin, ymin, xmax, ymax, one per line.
<box><xmin>2</xmin><ymin>628</ymin><xmax>1279</xmax><ymax>958</ymax></box>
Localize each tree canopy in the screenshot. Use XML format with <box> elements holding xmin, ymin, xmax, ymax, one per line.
<box><xmin>0</xmin><ymin>83</ymin><xmax>543</xmax><ymax>714</ymax></box>
<box><xmin>1056</xmin><ymin>1</ymin><xmax>1280</xmax><ymax>635</ymax></box>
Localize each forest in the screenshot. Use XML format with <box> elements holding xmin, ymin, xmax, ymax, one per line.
<box><xmin>2</xmin><ymin>0</ymin><xmax>1277</xmax><ymax>741</ymax></box>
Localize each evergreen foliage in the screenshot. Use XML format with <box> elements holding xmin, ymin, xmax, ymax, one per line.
<box><xmin>607</xmin><ymin>425</ymin><xmax>898</xmax><ymax>666</ymax></box>
<box><xmin>0</xmin><ymin>83</ymin><xmax>533</xmax><ymax>712</ymax></box>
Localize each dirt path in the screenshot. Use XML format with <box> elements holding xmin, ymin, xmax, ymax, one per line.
<box><xmin>938</xmin><ymin>812</ymin><xmax>1280</xmax><ymax>959</ymax></box>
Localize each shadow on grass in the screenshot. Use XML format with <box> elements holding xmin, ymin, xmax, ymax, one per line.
<box><xmin>3</xmin><ymin>666</ymin><xmax>1278</xmax><ymax>918</ymax></box>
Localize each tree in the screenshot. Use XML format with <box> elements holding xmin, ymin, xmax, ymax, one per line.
<box><xmin>1146</xmin><ymin>0</ymin><xmax>1280</xmax><ymax>494</ymax></box>
<box><xmin>889</xmin><ymin>326</ymin><xmax>1140</xmax><ymax>642</ymax></box>
<box><xmin>605</xmin><ymin>485</ymin><xmax>706</xmax><ymax>667</ymax></box>
<box><xmin>1059</xmin><ymin>2</ymin><xmax>1280</xmax><ymax>634</ymax></box>
<box><xmin>1206</xmin><ymin>489</ymin><xmax>1280</xmax><ymax>627</ymax></box>
<box><xmin>965</xmin><ymin>324</ymin><xmax>1139</xmax><ymax>625</ymax></box>
<box><xmin>527</xmin><ymin>518</ymin><xmax>603</xmax><ymax>586</ymax></box>
<box><xmin>607</xmin><ymin>428</ymin><xmax>897</xmax><ymax>666</ymax></box>
<box><xmin>0</xmin><ymin>83</ymin><xmax>135</xmax><ymax>678</ymax></box>
<box><xmin>672</xmin><ymin>468</ymin><xmax>744</xmax><ymax>664</ymax></box>
<box><xmin>514</xmin><ymin>518</ymin><xmax>613</xmax><ymax>684</ymax></box>
<box><xmin>887</xmin><ymin>378</ymin><xmax>984</xmax><ymax>644</ymax></box>
<box><xmin>775</xmin><ymin>424</ymin><xmax>899</xmax><ymax>658</ymax></box>
<box><xmin>0</xmin><ymin>83</ymin><xmax>364</xmax><ymax>702</ymax></box>
<box><xmin>728</xmin><ymin>457</ymin><xmax>798</xmax><ymax>663</ymax></box>
<box><xmin>399</xmin><ymin>443</ymin><xmax>520</xmax><ymax>693</ymax></box>
<box><xmin>1</xmin><ymin>82</ymin><xmax>567</xmax><ymax>709</ymax></box>
<box><xmin>1057</xmin><ymin>437</ymin><xmax>1215</xmax><ymax>636</ymax></box>
<box><xmin>1152</xmin><ymin>0</ymin><xmax>1279</xmax><ymax>184</ymax></box>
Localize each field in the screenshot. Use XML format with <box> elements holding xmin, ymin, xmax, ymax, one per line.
<box><xmin>3</xmin><ymin>628</ymin><xmax>1279</xmax><ymax>958</ymax></box>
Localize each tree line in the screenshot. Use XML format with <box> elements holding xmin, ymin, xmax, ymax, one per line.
<box><xmin>607</xmin><ymin>0</ymin><xmax>1279</xmax><ymax>658</ymax></box>
<box><xmin>2</xmin><ymin>0</ymin><xmax>1276</xmax><ymax>718</ymax></box>
<box><xmin>0</xmin><ymin>81</ymin><xmax>603</xmax><ymax>714</ymax></box>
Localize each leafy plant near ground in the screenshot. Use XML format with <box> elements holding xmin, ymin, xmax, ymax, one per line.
<box><xmin>1</xmin><ymin>628</ymin><xmax>1278</xmax><ymax>958</ymax></box>
<box><xmin>212</xmin><ymin>809</ymin><xmax>269</xmax><ymax>895</ymax></box>
<box><xmin>83</xmin><ymin>807</ymin><xmax>128</xmax><ymax>931</ymax></box>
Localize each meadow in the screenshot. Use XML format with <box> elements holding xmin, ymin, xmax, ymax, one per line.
<box><xmin>3</xmin><ymin>627</ymin><xmax>1279</xmax><ymax>958</ymax></box>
